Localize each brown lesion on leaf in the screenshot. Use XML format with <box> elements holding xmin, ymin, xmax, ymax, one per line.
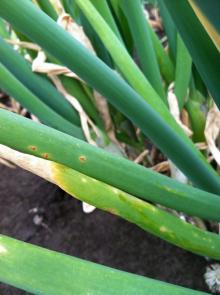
<box><xmin>42</xmin><ymin>153</ymin><xmax>49</xmax><ymax>159</ymax></box>
<box><xmin>79</xmin><ymin>155</ymin><xmax>87</xmax><ymax>163</ymax></box>
<box><xmin>28</xmin><ymin>145</ymin><xmax>37</xmax><ymax>151</ymax></box>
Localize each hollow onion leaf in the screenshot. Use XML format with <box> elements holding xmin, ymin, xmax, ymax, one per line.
<box><xmin>0</xmin><ymin>64</ymin><xmax>84</xmax><ymax>139</ymax></box>
<box><xmin>1</xmin><ymin>109</ymin><xmax>220</xmax><ymax>222</ymax></box>
<box><xmin>164</xmin><ymin>0</ymin><xmax>220</xmax><ymax>110</ymax></box>
<box><xmin>188</xmin><ymin>0</ymin><xmax>220</xmax><ymax>51</ymax></box>
<box><xmin>35</xmin><ymin>0</ymin><xmax>58</xmax><ymax>20</ymax></box>
<box><xmin>0</xmin><ymin>235</ymin><xmax>208</xmax><ymax>295</ymax></box>
<box><xmin>121</xmin><ymin>0</ymin><xmax>165</xmax><ymax>100</ymax></box>
<box><xmin>174</xmin><ymin>35</ymin><xmax>192</xmax><ymax>109</ymax></box>
<box><xmin>0</xmin><ymin>37</ymin><xmax>80</xmax><ymax>126</ymax></box>
<box><xmin>0</xmin><ymin>0</ymin><xmax>220</xmax><ymax>195</ymax></box>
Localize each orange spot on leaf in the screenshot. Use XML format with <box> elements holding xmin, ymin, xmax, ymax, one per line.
<box><xmin>79</xmin><ymin>155</ymin><xmax>87</xmax><ymax>163</ymax></box>
<box><xmin>29</xmin><ymin>145</ymin><xmax>37</xmax><ymax>151</ymax></box>
<box><xmin>42</xmin><ymin>153</ymin><xmax>49</xmax><ymax>159</ymax></box>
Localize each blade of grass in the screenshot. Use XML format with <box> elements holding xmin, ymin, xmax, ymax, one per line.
<box><xmin>0</xmin><ymin>64</ymin><xmax>84</xmax><ymax>139</ymax></box>
<box><xmin>1</xmin><ymin>109</ymin><xmax>220</xmax><ymax>221</ymax></box>
<box><xmin>174</xmin><ymin>35</ymin><xmax>192</xmax><ymax>109</ymax></box>
<box><xmin>0</xmin><ymin>235</ymin><xmax>208</xmax><ymax>295</ymax></box>
<box><xmin>163</xmin><ymin>0</ymin><xmax>220</xmax><ymax>110</ymax></box>
<box><xmin>121</xmin><ymin>0</ymin><xmax>165</xmax><ymax>100</ymax></box>
<box><xmin>0</xmin><ymin>37</ymin><xmax>80</xmax><ymax>126</ymax></box>
<box><xmin>1</xmin><ymin>0</ymin><xmax>220</xmax><ymax>194</ymax></box>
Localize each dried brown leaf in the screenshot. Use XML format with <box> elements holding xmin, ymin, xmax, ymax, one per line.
<box><xmin>205</xmin><ymin>103</ymin><xmax>220</xmax><ymax>165</ymax></box>
<box><xmin>49</xmin><ymin>75</ymin><xmax>99</xmax><ymax>146</ymax></box>
<box><xmin>134</xmin><ymin>150</ymin><xmax>149</xmax><ymax>164</ymax></box>
<box><xmin>6</xmin><ymin>39</ymin><xmax>41</xmax><ymax>51</ymax></box>
<box><xmin>0</xmin><ymin>157</ymin><xmax>16</xmax><ymax>168</ymax></box>
<box><xmin>168</xmin><ymin>84</ymin><xmax>193</xmax><ymax>137</ymax></box>
<box><xmin>57</xmin><ymin>13</ymin><xmax>94</xmax><ymax>53</ymax></box>
<box><xmin>93</xmin><ymin>91</ymin><xmax>122</xmax><ymax>147</ymax></box>
<box><xmin>151</xmin><ymin>161</ymin><xmax>169</xmax><ymax>173</ymax></box>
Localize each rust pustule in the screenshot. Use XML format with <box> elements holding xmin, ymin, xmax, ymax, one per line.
<box><xmin>29</xmin><ymin>145</ymin><xmax>37</xmax><ymax>151</ymax></box>
<box><xmin>42</xmin><ymin>153</ymin><xmax>49</xmax><ymax>159</ymax></box>
<box><xmin>79</xmin><ymin>155</ymin><xmax>87</xmax><ymax>163</ymax></box>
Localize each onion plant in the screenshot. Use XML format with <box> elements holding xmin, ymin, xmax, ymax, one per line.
<box><xmin>0</xmin><ymin>0</ymin><xmax>219</xmax><ymax>294</ymax></box>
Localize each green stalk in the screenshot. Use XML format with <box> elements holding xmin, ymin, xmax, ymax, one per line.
<box><xmin>0</xmin><ymin>64</ymin><xmax>84</xmax><ymax>140</ymax></box>
<box><xmin>79</xmin><ymin>11</ymin><xmax>113</xmax><ymax>67</ymax></box>
<box><xmin>1</xmin><ymin>144</ymin><xmax>220</xmax><ymax>260</ymax></box>
<box><xmin>163</xmin><ymin>0</ymin><xmax>220</xmax><ymax>111</ymax></box>
<box><xmin>60</xmin><ymin>1</ymin><xmax>112</xmax><ymax>64</ymax></box>
<box><xmin>76</xmin><ymin>0</ymin><xmax>168</xmax><ymax>106</ymax></box>
<box><xmin>65</xmin><ymin>0</ymin><xmax>81</xmax><ymax>22</ymax></box>
<box><xmin>149</xmin><ymin>24</ymin><xmax>175</xmax><ymax>84</ymax></box>
<box><xmin>0</xmin><ymin>37</ymin><xmax>80</xmax><ymax>126</ymax></box>
<box><xmin>108</xmin><ymin>0</ymin><xmax>134</xmax><ymax>53</ymax></box>
<box><xmin>186</xmin><ymin>86</ymin><xmax>206</xmax><ymax>143</ymax></box>
<box><xmin>121</xmin><ymin>0</ymin><xmax>165</xmax><ymax>100</ymax></box>
<box><xmin>78</xmin><ymin>1</ymin><xmax>116</xmax><ymax>65</ymax></box>
<box><xmin>186</xmin><ymin>98</ymin><xmax>205</xmax><ymax>143</ymax></box>
<box><xmin>0</xmin><ymin>0</ymin><xmax>220</xmax><ymax>194</ymax></box>
<box><xmin>192</xmin><ymin>66</ymin><xmax>208</xmax><ymax>98</ymax></box>
<box><xmin>0</xmin><ymin>235</ymin><xmax>208</xmax><ymax>295</ymax></box>
<box><xmin>60</xmin><ymin>0</ymin><xmax>69</xmax><ymax>12</ymax></box>
<box><xmin>0</xmin><ymin>17</ymin><xmax>8</xmax><ymax>38</ymax></box>
<box><xmin>188</xmin><ymin>0</ymin><xmax>220</xmax><ymax>51</ymax></box>
<box><xmin>60</xmin><ymin>0</ymin><xmax>73</xmax><ymax>16</ymax></box>
<box><xmin>35</xmin><ymin>0</ymin><xmax>58</xmax><ymax>20</ymax></box>
<box><xmin>174</xmin><ymin>35</ymin><xmax>192</xmax><ymax>109</ymax></box>
<box><xmin>71</xmin><ymin>1</ymin><xmax>113</xmax><ymax>66</ymax></box>
<box><xmin>1</xmin><ymin>109</ymin><xmax>220</xmax><ymax>222</ymax></box>
<box><xmin>55</xmin><ymin>163</ymin><xmax>220</xmax><ymax>260</ymax></box>
<box><xmin>157</xmin><ymin>0</ymin><xmax>177</xmax><ymax>61</ymax></box>
<box><xmin>91</xmin><ymin>0</ymin><xmax>122</xmax><ymax>41</ymax></box>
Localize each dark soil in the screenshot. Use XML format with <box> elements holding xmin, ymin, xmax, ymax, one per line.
<box><xmin>0</xmin><ymin>164</ymin><xmax>209</xmax><ymax>294</ymax></box>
